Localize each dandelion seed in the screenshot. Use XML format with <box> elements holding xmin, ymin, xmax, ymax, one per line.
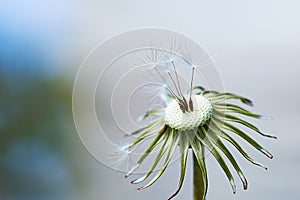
<box><xmin>142</xmin><ymin>83</ymin><xmax>169</xmax><ymax>105</ymax></box>
<box><xmin>106</xmin><ymin>140</ymin><xmax>135</xmax><ymax>173</ymax></box>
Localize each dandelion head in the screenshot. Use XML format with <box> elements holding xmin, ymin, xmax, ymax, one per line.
<box><xmin>123</xmin><ymin>39</ymin><xmax>276</xmax><ymax>200</ymax></box>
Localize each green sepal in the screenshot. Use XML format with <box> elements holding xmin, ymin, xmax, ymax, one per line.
<box><xmin>168</xmin><ymin>131</ymin><xmax>190</xmax><ymax>200</ymax></box>
<box><xmin>223</xmin><ymin>122</ymin><xmax>273</xmax><ymax>159</ymax></box>
<box><xmin>196</xmin><ymin>127</ymin><xmax>237</xmax><ymax>194</ymax></box>
<box><xmin>224</xmin><ymin>114</ymin><xmax>277</xmax><ymax>139</ymax></box>
<box><xmin>210</xmin><ymin>120</ymin><xmax>268</xmax><ymax>170</ymax></box>
<box><xmin>138</xmin><ymin>129</ymin><xmax>179</xmax><ymax>190</ymax></box>
<box><xmin>131</xmin><ymin>129</ymin><xmax>171</xmax><ymax>184</ymax></box>
<box><xmin>206</xmin><ymin>128</ymin><xmax>248</xmax><ymax>190</ymax></box>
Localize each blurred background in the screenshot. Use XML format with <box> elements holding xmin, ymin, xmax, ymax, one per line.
<box><xmin>0</xmin><ymin>0</ymin><xmax>299</xmax><ymax>199</ymax></box>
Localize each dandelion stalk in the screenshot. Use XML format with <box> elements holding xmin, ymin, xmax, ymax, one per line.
<box><xmin>193</xmin><ymin>147</ymin><xmax>207</xmax><ymax>200</ymax></box>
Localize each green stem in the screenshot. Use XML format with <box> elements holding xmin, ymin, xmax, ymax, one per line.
<box><xmin>193</xmin><ymin>146</ymin><xmax>207</xmax><ymax>200</ymax></box>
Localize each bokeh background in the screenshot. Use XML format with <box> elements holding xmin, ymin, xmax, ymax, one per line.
<box><xmin>1</xmin><ymin>0</ymin><xmax>299</xmax><ymax>199</ymax></box>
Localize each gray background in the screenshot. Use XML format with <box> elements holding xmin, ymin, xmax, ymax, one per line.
<box><xmin>1</xmin><ymin>0</ymin><xmax>299</xmax><ymax>199</ymax></box>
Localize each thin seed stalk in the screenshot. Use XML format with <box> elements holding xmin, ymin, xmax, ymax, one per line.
<box><xmin>193</xmin><ymin>148</ymin><xmax>206</xmax><ymax>200</ymax></box>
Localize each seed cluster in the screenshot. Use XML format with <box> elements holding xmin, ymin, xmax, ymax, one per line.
<box><xmin>164</xmin><ymin>95</ymin><xmax>213</xmax><ymax>130</ymax></box>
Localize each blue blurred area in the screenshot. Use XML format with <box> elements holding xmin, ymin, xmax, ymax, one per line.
<box><xmin>0</xmin><ymin>26</ymin><xmax>47</xmax><ymax>75</ymax></box>
<box><xmin>1</xmin><ymin>139</ymin><xmax>72</xmax><ymax>200</ymax></box>
<box><xmin>0</xmin><ymin>71</ymin><xmax>81</xmax><ymax>199</ymax></box>
<box><xmin>0</xmin><ymin>0</ymin><xmax>75</xmax><ymax>77</ymax></box>
<box><xmin>0</xmin><ymin>2</ymin><xmax>85</xmax><ymax>199</ymax></box>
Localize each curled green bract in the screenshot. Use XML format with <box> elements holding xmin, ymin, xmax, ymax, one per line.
<box><xmin>125</xmin><ymin>86</ymin><xmax>276</xmax><ymax>200</ymax></box>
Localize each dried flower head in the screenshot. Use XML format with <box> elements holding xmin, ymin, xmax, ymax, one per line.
<box><xmin>124</xmin><ymin>46</ymin><xmax>276</xmax><ymax>200</ymax></box>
